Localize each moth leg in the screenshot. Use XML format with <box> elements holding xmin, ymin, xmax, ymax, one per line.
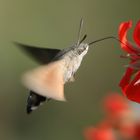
<box><xmin>69</xmin><ymin>73</ymin><xmax>75</xmax><ymax>82</ymax></box>
<box><xmin>69</xmin><ymin>76</ymin><xmax>75</xmax><ymax>82</ymax></box>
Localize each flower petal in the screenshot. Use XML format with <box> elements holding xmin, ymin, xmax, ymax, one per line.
<box><xmin>133</xmin><ymin>20</ymin><xmax>140</xmax><ymax>47</ymax></box>
<box><xmin>119</xmin><ymin>21</ymin><xmax>136</xmax><ymax>54</ymax></box>
<box><xmin>120</xmin><ymin>68</ymin><xmax>140</xmax><ymax>103</ymax></box>
<box><xmin>125</xmin><ymin>72</ymin><xmax>140</xmax><ymax>103</ymax></box>
<box><xmin>103</xmin><ymin>93</ymin><xmax>129</xmax><ymax>116</ymax></box>
<box><xmin>84</xmin><ymin>127</ymin><xmax>115</xmax><ymax>140</ymax></box>
<box><xmin>119</xmin><ymin>67</ymin><xmax>134</xmax><ymax>92</ymax></box>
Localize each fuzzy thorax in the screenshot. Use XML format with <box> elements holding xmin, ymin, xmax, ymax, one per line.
<box><xmin>63</xmin><ymin>43</ymin><xmax>89</xmax><ymax>83</ymax></box>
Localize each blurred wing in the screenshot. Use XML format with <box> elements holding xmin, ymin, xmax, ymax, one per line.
<box><xmin>22</xmin><ymin>60</ymin><xmax>66</xmax><ymax>101</ymax></box>
<box><xmin>15</xmin><ymin>42</ymin><xmax>61</xmax><ymax>64</ymax></box>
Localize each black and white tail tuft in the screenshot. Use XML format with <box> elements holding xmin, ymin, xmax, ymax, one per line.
<box><xmin>26</xmin><ymin>91</ymin><xmax>50</xmax><ymax>114</ymax></box>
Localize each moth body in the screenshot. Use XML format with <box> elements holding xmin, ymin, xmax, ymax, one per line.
<box><xmin>61</xmin><ymin>43</ymin><xmax>89</xmax><ymax>83</ymax></box>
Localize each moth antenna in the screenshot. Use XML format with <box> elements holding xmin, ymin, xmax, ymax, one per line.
<box><xmin>77</xmin><ymin>18</ymin><xmax>84</xmax><ymax>46</ymax></box>
<box><xmin>79</xmin><ymin>34</ymin><xmax>87</xmax><ymax>44</ymax></box>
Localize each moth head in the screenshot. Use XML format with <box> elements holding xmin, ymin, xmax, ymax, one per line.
<box><xmin>77</xmin><ymin>43</ymin><xmax>89</xmax><ymax>56</ymax></box>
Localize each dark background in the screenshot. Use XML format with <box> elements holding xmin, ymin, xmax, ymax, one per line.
<box><xmin>0</xmin><ymin>0</ymin><xmax>140</xmax><ymax>139</ymax></box>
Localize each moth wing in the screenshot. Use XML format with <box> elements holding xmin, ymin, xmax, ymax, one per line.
<box><xmin>22</xmin><ymin>60</ymin><xmax>66</xmax><ymax>101</ymax></box>
<box><xmin>14</xmin><ymin>42</ymin><xmax>61</xmax><ymax>64</ymax></box>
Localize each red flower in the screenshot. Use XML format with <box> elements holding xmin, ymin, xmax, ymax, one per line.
<box><xmin>103</xmin><ymin>93</ymin><xmax>131</xmax><ymax>125</ymax></box>
<box><xmin>134</xmin><ymin>122</ymin><xmax>140</xmax><ymax>140</ymax></box>
<box><xmin>103</xmin><ymin>93</ymin><xmax>129</xmax><ymax>116</ymax></box>
<box><xmin>119</xmin><ymin>20</ymin><xmax>140</xmax><ymax>103</ymax></box>
<box><xmin>83</xmin><ymin>93</ymin><xmax>140</xmax><ymax>140</ymax></box>
<box><xmin>84</xmin><ymin>126</ymin><xmax>116</xmax><ymax>140</ymax></box>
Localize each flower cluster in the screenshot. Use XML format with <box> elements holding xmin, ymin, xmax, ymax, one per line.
<box><xmin>84</xmin><ymin>93</ymin><xmax>140</xmax><ymax>140</ymax></box>
<box><xmin>119</xmin><ymin>20</ymin><xmax>140</xmax><ymax>103</ymax></box>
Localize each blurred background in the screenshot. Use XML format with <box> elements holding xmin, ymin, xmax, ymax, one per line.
<box><xmin>0</xmin><ymin>0</ymin><xmax>140</xmax><ymax>139</ymax></box>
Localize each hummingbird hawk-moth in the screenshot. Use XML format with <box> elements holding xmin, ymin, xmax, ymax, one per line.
<box><xmin>15</xmin><ymin>19</ymin><xmax>116</xmax><ymax>114</ymax></box>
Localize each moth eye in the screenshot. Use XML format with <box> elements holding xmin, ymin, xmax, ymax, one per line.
<box><xmin>77</xmin><ymin>48</ymin><xmax>84</xmax><ymax>55</ymax></box>
<box><xmin>77</xmin><ymin>47</ymin><xmax>86</xmax><ymax>55</ymax></box>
